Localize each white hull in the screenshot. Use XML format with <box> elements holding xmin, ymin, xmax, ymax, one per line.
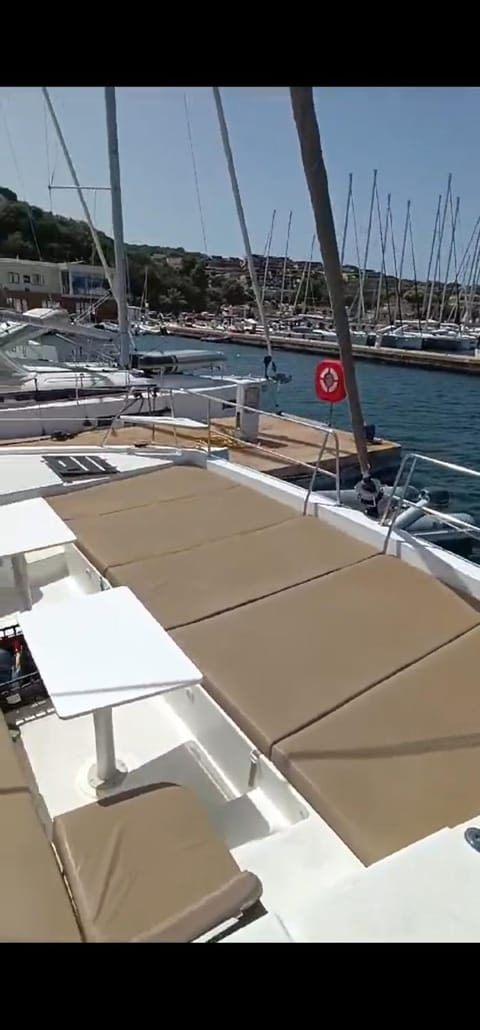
<box><xmin>0</xmin><ymin>375</ymin><xmax>265</xmax><ymax>440</ymax></box>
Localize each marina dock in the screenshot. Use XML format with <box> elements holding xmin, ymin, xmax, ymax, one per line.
<box><xmin>170</xmin><ymin>325</ymin><xmax>480</xmax><ymax>375</ymax></box>
<box><xmin>3</xmin><ymin>418</ymin><xmax>402</xmax><ymax>489</ymax></box>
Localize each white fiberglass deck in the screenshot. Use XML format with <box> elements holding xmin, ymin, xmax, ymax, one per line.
<box><xmin>0</xmin><ymin>449</ymin><xmax>173</xmax><ymax>505</ymax></box>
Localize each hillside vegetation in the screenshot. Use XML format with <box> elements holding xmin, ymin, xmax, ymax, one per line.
<box><xmin>0</xmin><ymin>187</ymin><xmax>454</xmax><ymax>319</ymax></box>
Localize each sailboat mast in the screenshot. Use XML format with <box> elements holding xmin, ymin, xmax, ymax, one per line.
<box><xmin>104</xmin><ymin>86</ymin><xmax>130</xmax><ymax>369</ymax></box>
<box><xmin>340</xmin><ymin>173</ymin><xmax>352</xmax><ymax>267</ymax></box>
<box><xmin>213</xmin><ymin>86</ymin><xmax>273</xmax><ymax>357</ymax></box>
<box><xmin>289</xmin><ymin>86</ymin><xmax>369</xmax><ymax>476</ymax></box>
<box><xmin>280</xmin><ymin>210</ymin><xmax>292</xmax><ymax>308</ymax></box>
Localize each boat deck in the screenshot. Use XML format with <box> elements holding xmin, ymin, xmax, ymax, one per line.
<box><xmin>2</xmin><ymin>416</ymin><xmax>402</xmax><ymax>486</ymax></box>
<box><xmin>3</xmin><ymin>457</ymin><xmax>480</xmax><ymax>941</ymax></box>
<box><xmin>46</xmin><ymin>463</ymin><xmax>480</xmax><ymax>865</ymax></box>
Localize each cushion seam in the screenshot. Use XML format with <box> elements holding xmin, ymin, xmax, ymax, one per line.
<box><xmin>269</xmin><ymin>620</ymin><xmax>480</xmax><ymax>757</ymax></box>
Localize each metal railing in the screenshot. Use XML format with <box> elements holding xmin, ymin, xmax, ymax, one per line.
<box><xmin>115</xmin><ymin>384</ymin><xmax>342</xmax><ymax>509</ymax></box>
<box><xmin>381</xmin><ymin>451</ymin><xmax>480</xmax><ymax>553</ymax></box>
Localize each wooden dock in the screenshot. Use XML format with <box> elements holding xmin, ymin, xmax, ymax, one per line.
<box><xmin>2</xmin><ymin>416</ymin><xmax>402</xmax><ymax>488</ymax></box>
<box><xmin>171</xmin><ymin>324</ymin><xmax>480</xmax><ymax>376</ymax></box>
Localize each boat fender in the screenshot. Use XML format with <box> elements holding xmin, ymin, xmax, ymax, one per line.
<box><xmin>354</xmin><ymin>475</ymin><xmax>384</xmax><ymax>518</ymax></box>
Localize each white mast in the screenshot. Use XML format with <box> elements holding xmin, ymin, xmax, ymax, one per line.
<box><xmin>104</xmin><ymin>86</ymin><xmax>130</xmax><ymax>369</ymax></box>
<box><xmin>280</xmin><ymin>210</ymin><xmax>292</xmax><ymax>308</ymax></box>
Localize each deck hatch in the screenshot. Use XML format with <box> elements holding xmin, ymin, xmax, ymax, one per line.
<box><xmin>43</xmin><ymin>455</ymin><xmax>118</xmax><ymax>480</ymax></box>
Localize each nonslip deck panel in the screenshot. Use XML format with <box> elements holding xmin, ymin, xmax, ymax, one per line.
<box><xmin>272</xmin><ymin>625</ymin><xmax>480</xmax><ymax>865</ymax></box>
<box><xmin>108</xmin><ymin>517</ymin><xmax>378</xmax><ymax>629</ymax></box>
<box><xmin>53</xmin><ymin>783</ymin><xmax>262</xmax><ymax>943</ymax></box>
<box><xmin>173</xmin><ymin>554</ymin><xmax>480</xmax><ymax>755</ymax></box>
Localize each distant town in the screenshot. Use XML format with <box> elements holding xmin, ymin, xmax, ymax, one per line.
<box><xmin>0</xmin><ymin>186</ymin><xmax>473</xmax><ymax>325</ymax></box>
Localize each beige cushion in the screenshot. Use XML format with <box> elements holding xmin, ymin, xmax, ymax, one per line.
<box><xmin>108</xmin><ymin>517</ymin><xmax>378</xmax><ymax>629</ymax></box>
<box><xmin>174</xmin><ymin>555</ymin><xmax>480</xmax><ymax>755</ymax></box>
<box><xmin>49</xmin><ymin>466</ymin><xmax>235</xmax><ymax>521</ymax></box>
<box><xmin>273</xmin><ymin>625</ymin><xmax>480</xmax><ymax>865</ymax></box>
<box><xmin>53</xmin><ymin>783</ymin><xmax>262</xmax><ymax>943</ymax></box>
<box><xmin>68</xmin><ymin>485</ymin><xmax>294</xmax><ymax>574</ymax></box>
<box><xmin>0</xmin><ymin>793</ymin><xmax>81</xmax><ymax>942</ymax></box>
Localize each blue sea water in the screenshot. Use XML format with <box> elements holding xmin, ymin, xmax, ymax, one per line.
<box><xmin>145</xmin><ymin>334</ymin><xmax>480</xmax><ymax>523</ymax></box>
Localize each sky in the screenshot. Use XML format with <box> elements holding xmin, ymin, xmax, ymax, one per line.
<box><xmin>0</xmin><ymin>86</ymin><xmax>479</xmax><ymax>278</ymax></box>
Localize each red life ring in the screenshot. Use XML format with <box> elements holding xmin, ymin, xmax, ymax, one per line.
<box><xmin>314</xmin><ymin>359</ymin><xmax>346</xmax><ymax>404</ymax></box>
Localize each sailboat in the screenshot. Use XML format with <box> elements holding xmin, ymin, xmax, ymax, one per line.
<box><xmin>0</xmin><ymin>89</ymin><xmax>270</xmax><ymax>441</ymax></box>
<box><xmin>0</xmin><ymin>86</ymin><xmax>479</xmax><ymax>944</ymax></box>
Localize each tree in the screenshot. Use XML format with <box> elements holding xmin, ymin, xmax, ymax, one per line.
<box><xmin>0</xmin><ymin>187</ymin><xmax>17</xmax><ymax>203</ymax></box>
<box><xmin>221</xmin><ymin>278</ymin><xmax>248</xmax><ymax>306</ymax></box>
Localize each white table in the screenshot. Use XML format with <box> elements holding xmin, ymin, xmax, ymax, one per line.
<box><xmin>19</xmin><ymin>586</ymin><xmax>202</xmax><ymax>789</ymax></box>
<box><xmin>0</xmin><ymin>497</ymin><xmax>76</xmax><ymax>610</ymax></box>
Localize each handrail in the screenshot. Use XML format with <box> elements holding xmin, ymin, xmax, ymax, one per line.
<box><xmin>381</xmin><ymin>451</ymin><xmax>480</xmax><ymax>553</ymax></box>
<box><xmin>162</xmin><ymin>386</ymin><xmax>342</xmax><ymax>508</ymax></box>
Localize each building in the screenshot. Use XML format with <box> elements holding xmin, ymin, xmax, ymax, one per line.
<box><xmin>0</xmin><ymin>258</ymin><xmax>60</xmax><ymax>294</ymax></box>
<box><xmin>0</xmin><ymin>258</ymin><xmax>115</xmax><ymax>319</ymax></box>
<box><xmin>60</xmin><ymin>262</ymin><xmax>111</xmax><ymax>297</ymax></box>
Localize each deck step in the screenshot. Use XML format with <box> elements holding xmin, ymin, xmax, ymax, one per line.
<box><xmin>286</xmin><ymin>822</ymin><xmax>480</xmax><ymax>942</ymax></box>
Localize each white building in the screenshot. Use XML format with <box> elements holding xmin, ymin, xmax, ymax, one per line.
<box><xmin>0</xmin><ymin>258</ymin><xmax>112</xmax><ymax>297</ymax></box>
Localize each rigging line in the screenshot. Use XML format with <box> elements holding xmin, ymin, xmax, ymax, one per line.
<box><xmin>42</xmin><ymin>87</ymin><xmax>115</xmax><ymax>298</ymax></box>
<box><xmin>184</xmin><ymin>92</ymin><xmax>208</xmax><ymax>254</ymax></box>
<box><xmin>212</xmin><ymin>85</ymin><xmax>272</xmax><ymax>357</ymax></box>
<box><xmin>388</xmin><ymin>203</ymin><xmax>403</xmax><ymax>324</ymax></box>
<box><xmin>374</xmin><ymin>185</ymin><xmax>393</xmax><ymax>325</ymax></box>
<box><xmin>1</xmin><ymin>100</ymin><xmax>42</xmax><ymax>261</ymax></box>
<box><xmin>345</xmin><ymin>194</ymin><xmax>362</xmax><ymax>321</ymax></box>
<box><xmin>43</xmin><ymin>93</ymin><xmax>52</xmax><ymax>211</ymax></box>
<box><xmin>408</xmin><ymin>208</ymin><xmax>422</xmax><ymax>331</ymax></box>
<box><xmin>448</xmin><ymin>192</ymin><xmax>461</xmax><ymax>323</ymax></box>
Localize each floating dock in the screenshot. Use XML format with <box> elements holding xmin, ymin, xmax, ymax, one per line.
<box><xmin>170</xmin><ymin>325</ymin><xmax>480</xmax><ymax>375</ymax></box>
<box><xmin>2</xmin><ymin>418</ymin><xmax>402</xmax><ymax>490</ymax></box>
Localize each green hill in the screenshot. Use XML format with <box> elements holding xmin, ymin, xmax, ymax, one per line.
<box><xmin>0</xmin><ymin>187</ymin><xmax>234</xmax><ymax>314</ymax></box>
<box><xmin>0</xmin><ymin>187</ymin><xmax>456</xmax><ymax>320</ymax></box>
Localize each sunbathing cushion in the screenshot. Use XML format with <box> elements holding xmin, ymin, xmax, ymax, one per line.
<box><xmin>49</xmin><ymin>466</ymin><xmax>235</xmax><ymax>521</ymax></box>
<box><xmin>0</xmin><ymin>793</ymin><xmax>81</xmax><ymax>942</ymax></box>
<box><xmin>173</xmin><ymin>555</ymin><xmax>480</xmax><ymax>756</ymax></box>
<box><xmin>108</xmin><ymin>516</ymin><xmax>378</xmax><ymax>629</ymax></box>
<box><xmin>53</xmin><ymin>783</ymin><xmax>262</xmax><ymax>943</ymax></box>
<box><xmin>272</xmin><ymin>625</ymin><xmax>480</xmax><ymax>865</ymax></box>
<box><xmin>68</xmin><ymin>485</ymin><xmax>295</xmax><ymax>574</ymax></box>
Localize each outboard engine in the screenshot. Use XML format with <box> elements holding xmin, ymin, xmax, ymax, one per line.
<box><xmin>354</xmin><ymin>475</ymin><xmax>385</xmax><ymax>519</ymax></box>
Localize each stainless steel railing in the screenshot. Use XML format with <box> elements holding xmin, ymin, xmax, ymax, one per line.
<box><xmin>381</xmin><ymin>451</ymin><xmax>480</xmax><ymax>552</ymax></box>
<box><xmin>168</xmin><ymin>387</ymin><xmax>342</xmax><ymax>510</ymax></box>
<box><xmin>115</xmin><ymin>384</ymin><xmax>342</xmax><ymax>509</ymax></box>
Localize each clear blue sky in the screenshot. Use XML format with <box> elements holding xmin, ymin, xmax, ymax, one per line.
<box><xmin>0</xmin><ymin>86</ymin><xmax>479</xmax><ymax>278</ymax></box>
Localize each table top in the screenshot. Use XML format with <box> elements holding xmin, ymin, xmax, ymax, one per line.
<box><xmin>0</xmin><ymin>496</ymin><xmax>76</xmax><ymax>558</ymax></box>
<box><xmin>19</xmin><ymin>586</ymin><xmax>202</xmax><ymax>719</ymax></box>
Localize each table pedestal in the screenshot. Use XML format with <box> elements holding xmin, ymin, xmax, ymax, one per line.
<box><xmin>11</xmin><ymin>553</ymin><xmax>33</xmax><ymax>610</ymax></box>
<box><xmin>88</xmin><ymin>708</ymin><xmax>127</xmax><ymax>791</ymax></box>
